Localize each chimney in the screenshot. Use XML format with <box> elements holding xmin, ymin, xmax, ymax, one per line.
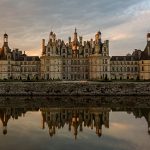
<box><xmin>42</xmin><ymin>39</ymin><xmax>45</xmax><ymax>55</ymax></box>
<box><xmin>79</xmin><ymin>36</ymin><xmax>82</xmax><ymax>45</ymax></box>
<box><xmin>68</xmin><ymin>37</ymin><xmax>71</xmax><ymax>44</ymax></box>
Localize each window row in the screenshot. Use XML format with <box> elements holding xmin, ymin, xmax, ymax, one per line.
<box><xmin>111</xmin><ymin>61</ymin><xmax>138</xmax><ymax>65</ymax></box>
<box><xmin>111</xmin><ymin>66</ymin><xmax>138</xmax><ymax>72</ymax></box>
<box><xmin>15</xmin><ymin>61</ymin><xmax>39</xmax><ymax>65</ymax></box>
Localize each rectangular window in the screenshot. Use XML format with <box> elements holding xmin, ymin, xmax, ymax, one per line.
<box><xmin>46</xmin><ymin>66</ymin><xmax>49</xmax><ymax>72</ymax></box>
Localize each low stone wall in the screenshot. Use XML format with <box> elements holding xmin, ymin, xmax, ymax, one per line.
<box><xmin>0</xmin><ymin>82</ymin><xmax>150</xmax><ymax>96</ymax></box>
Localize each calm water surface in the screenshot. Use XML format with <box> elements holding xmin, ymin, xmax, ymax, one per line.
<box><xmin>0</xmin><ymin>96</ymin><xmax>150</xmax><ymax>150</ymax></box>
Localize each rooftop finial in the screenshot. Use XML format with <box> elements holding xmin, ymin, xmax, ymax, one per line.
<box><xmin>75</xmin><ymin>27</ymin><xmax>77</xmax><ymax>33</ymax></box>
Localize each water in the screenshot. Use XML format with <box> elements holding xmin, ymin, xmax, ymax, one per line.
<box><xmin>0</xmin><ymin>96</ymin><xmax>150</xmax><ymax>150</ymax></box>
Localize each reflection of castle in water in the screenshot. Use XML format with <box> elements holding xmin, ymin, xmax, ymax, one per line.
<box><xmin>132</xmin><ymin>109</ymin><xmax>150</xmax><ymax>135</ymax></box>
<box><xmin>0</xmin><ymin>107</ymin><xmax>38</xmax><ymax>135</ymax></box>
<box><xmin>41</xmin><ymin>108</ymin><xmax>110</xmax><ymax>139</ymax></box>
<box><xmin>0</xmin><ymin>104</ymin><xmax>150</xmax><ymax>138</ymax></box>
<box><xmin>0</xmin><ymin>108</ymin><xmax>26</xmax><ymax>135</ymax></box>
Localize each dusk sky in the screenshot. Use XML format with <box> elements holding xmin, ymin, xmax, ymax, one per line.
<box><xmin>0</xmin><ymin>0</ymin><xmax>150</xmax><ymax>56</ymax></box>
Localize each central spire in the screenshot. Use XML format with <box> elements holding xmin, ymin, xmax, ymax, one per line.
<box><xmin>72</xmin><ymin>28</ymin><xmax>78</xmax><ymax>52</ymax></box>
<box><xmin>74</xmin><ymin>27</ymin><xmax>77</xmax><ymax>40</ymax></box>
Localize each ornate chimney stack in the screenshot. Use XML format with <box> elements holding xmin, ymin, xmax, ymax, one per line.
<box><xmin>79</xmin><ymin>36</ymin><xmax>82</xmax><ymax>45</ymax></box>
<box><xmin>69</xmin><ymin>37</ymin><xmax>71</xmax><ymax>44</ymax></box>
<box><xmin>42</xmin><ymin>39</ymin><xmax>45</xmax><ymax>55</ymax></box>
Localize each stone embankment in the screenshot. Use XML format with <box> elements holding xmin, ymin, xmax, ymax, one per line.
<box><xmin>0</xmin><ymin>81</ymin><xmax>150</xmax><ymax>96</ymax></box>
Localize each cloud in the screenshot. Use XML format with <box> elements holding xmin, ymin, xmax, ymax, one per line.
<box><xmin>26</xmin><ymin>49</ymin><xmax>41</xmax><ymax>56</ymax></box>
<box><xmin>110</xmin><ymin>33</ymin><xmax>131</xmax><ymax>41</ymax></box>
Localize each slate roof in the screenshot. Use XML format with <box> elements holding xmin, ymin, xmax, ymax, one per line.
<box><xmin>14</xmin><ymin>56</ymin><xmax>40</xmax><ymax>61</ymax></box>
<box><xmin>111</xmin><ymin>56</ymin><xmax>140</xmax><ymax>61</ymax></box>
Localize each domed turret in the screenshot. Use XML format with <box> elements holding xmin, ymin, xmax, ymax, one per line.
<box><xmin>0</xmin><ymin>33</ymin><xmax>11</xmax><ymax>59</ymax></box>
<box><xmin>3</xmin><ymin>127</ymin><xmax>7</xmax><ymax>135</ymax></box>
<box><xmin>97</xmin><ymin>30</ymin><xmax>101</xmax><ymax>35</ymax></box>
<box><xmin>4</xmin><ymin>33</ymin><xmax>8</xmax><ymax>37</ymax></box>
<box><xmin>4</xmin><ymin>33</ymin><xmax>8</xmax><ymax>43</ymax></box>
<box><xmin>147</xmin><ymin>33</ymin><xmax>150</xmax><ymax>42</ymax></box>
<box><xmin>95</xmin><ymin>31</ymin><xmax>102</xmax><ymax>44</ymax></box>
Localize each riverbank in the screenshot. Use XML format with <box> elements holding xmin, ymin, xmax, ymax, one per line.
<box><xmin>0</xmin><ymin>82</ymin><xmax>150</xmax><ymax>96</ymax></box>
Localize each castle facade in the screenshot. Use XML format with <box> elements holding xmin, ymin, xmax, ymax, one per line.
<box><xmin>0</xmin><ymin>30</ymin><xmax>150</xmax><ymax>81</ymax></box>
<box><xmin>41</xmin><ymin>29</ymin><xmax>110</xmax><ymax>80</ymax></box>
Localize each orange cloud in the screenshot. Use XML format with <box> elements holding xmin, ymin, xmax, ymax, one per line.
<box><xmin>110</xmin><ymin>33</ymin><xmax>131</xmax><ymax>41</ymax></box>
<box><xmin>110</xmin><ymin>122</ymin><xmax>130</xmax><ymax>130</ymax></box>
<box><xmin>25</xmin><ymin>49</ymin><xmax>41</xmax><ymax>56</ymax></box>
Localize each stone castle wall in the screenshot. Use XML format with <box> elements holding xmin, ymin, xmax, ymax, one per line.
<box><xmin>0</xmin><ymin>82</ymin><xmax>150</xmax><ymax>96</ymax></box>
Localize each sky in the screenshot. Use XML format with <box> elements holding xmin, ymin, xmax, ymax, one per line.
<box><xmin>0</xmin><ymin>0</ymin><xmax>150</xmax><ymax>56</ymax></box>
